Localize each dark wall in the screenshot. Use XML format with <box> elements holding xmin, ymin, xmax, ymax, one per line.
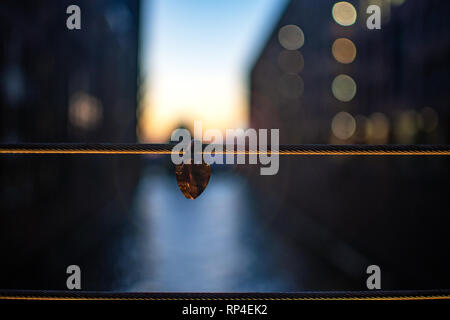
<box><xmin>0</xmin><ymin>0</ymin><xmax>141</xmax><ymax>290</ymax></box>
<box><xmin>249</xmin><ymin>0</ymin><xmax>450</xmax><ymax>290</ymax></box>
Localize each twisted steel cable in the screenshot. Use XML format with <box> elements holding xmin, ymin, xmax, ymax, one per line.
<box><xmin>0</xmin><ymin>289</ymin><xmax>450</xmax><ymax>301</ymax></box>
<box><xmin>0</xmin><ymin>143</ymin><xmax>449</xmax><ymax>155</ymax></box>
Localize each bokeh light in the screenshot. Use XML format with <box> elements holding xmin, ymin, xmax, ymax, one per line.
<box><xmin>332</xmin><ymin>74</ymin><xmax>357</xmax><ymax>102</ymax></box>
<box><xmin>392</xmin><ymin>0</ymin><xmax>406</xmax><ymax>5</ymax></box>
<box><xmin>278</xmin><ymin>25</ymin><xmax>305</xmax><ymax>50</ymax></box>
<box><xmin>278</xmin><ymin>50</ymin><xmax>304</xmax><ymax>74</ymax></box>
<box><xmin>332</xmin><ymin>38</ymin><xmax>357</xmax><ymax>64</ymax></box>
<box><xmin>394</xmin><ymin>110</ymin><xmax>418</xmax><ymax>144</ymax></box>
<box><xmin>418</xmin><ymin>107</ymin><xmax>439</xmax><ymax>133</ymax></box>
<box><xmin>332</xmin><ymin>2</ymin><xmax>357</xmax><ymax>26</ymax></box>
<box><xmin>69</xmin><ymin>92</ymin><xmax>103</xmax><ymax>131</ymax></box>
<box><xmin>331</xmin><ymin>111</ymin><xmax>356</xmax><ymax>140</ymax></box>
<box><xmin>278</xmin><ymin>74</ymin><xmax>304</xmax><ymax>99</ymax></box>
<box><xmin>366</xmin><ymin>112</ymin><xmax>390</xmax><ymax>143</ymax></box>
<box><xmin>354</xmin><ymin>115</ymin><xmax>369</xmax><ymax>142</ymax></box>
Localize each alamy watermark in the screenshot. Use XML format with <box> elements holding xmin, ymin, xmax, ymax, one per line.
<box><xmin>170</xmin><ymin>121</ymin><xmax>280</xmax><ymax>176</ymax></box>
<box><xmin>366</xmin><ymin>265</ymin><xmax>381</xmax><ymax>290</ymax></box>
<box><xmin>66</xmin><ymin>5</ymin><xmax>81</xmax><ymax>30</ymax></box>
<box><xmin>367</xmin><ymin>5</ymin><xmax>381</xmax><ymax>30</ymax></box>
<box><xmin>66</xmin><ymin>265</ymin><xmax>81</xmax><ymax>290</ymax></box>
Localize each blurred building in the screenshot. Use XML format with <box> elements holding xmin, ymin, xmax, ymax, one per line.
<box><xmin>249</xmin><ymin>0</ymin><xmax>450</xmax><ymax>289</ymax></box>
<box><xmin>251</xmin><ymin>0</ymin><xmax>450</xmax><ymax>145</ymax></box>
<box><xmin>0</xmin><ymin>0</ymin><xmax>141</xmax><ymax>289</ymax></box>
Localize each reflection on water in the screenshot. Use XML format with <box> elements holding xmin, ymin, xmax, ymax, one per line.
<box><xmin>112</xmin><ymin>166</ymin><xmax>354</xmax><ymax>292</ymax></box>
<box><xmin>115</xmin><ymin>167</ymin><xmax>294</xmax><ymax>292</ymax></box>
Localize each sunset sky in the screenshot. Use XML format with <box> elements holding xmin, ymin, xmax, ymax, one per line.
<box><xmin>138</xmin><ymin>0</ymin><xmax>287</xmax><ymax>142</ymax></box>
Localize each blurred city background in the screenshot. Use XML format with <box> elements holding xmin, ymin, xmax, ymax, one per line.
<box><xmin>0</xmin><ymin>0</ymin><xmax>449</xmax><ymax>291</ymax></box>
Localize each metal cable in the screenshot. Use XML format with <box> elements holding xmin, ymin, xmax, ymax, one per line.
<box><xmin>0</xmin><ymin>143</ymin><xmax>449</xmax><ymax>155</ymax></box>
<box><xmin>1</xmin><ymin>289</ymin><xmax>450</xmax><ymax>301</ymax></box>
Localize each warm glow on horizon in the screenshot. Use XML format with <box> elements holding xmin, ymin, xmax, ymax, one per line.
<box><xmin>137</xmin><ymin>0</ymin><xmax>286</xmax><ymax>142</ymax></box>
<box><xmin>138</xmin><ymin>73</ymin><xmax>249</xmax><ymax>142</ymax></box>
